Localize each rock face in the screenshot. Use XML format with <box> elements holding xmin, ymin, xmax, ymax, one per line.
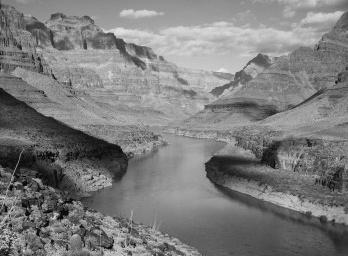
<box><xmin>0</xmin><ymin>4</ymin><xmax>48</xmax><ymax>73</ymax></box>
<box><xmin>210</xmin><ymin>53</ymin><xmax>272</xmax><ymax>97</ymax></box>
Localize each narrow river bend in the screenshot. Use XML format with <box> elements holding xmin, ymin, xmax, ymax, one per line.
<box><xmin>83</xmin><ymin>135</ymin><xmax>348</xmax><ymax>256</ymax></box>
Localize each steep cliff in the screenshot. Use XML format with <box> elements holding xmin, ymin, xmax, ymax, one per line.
<box><xmin>0</xmin><ymin>4</ymin><xmax>48</xmax><ymax>73</ymax></box>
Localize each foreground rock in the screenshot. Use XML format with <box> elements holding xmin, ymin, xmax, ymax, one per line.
<box><xmin>0</xmin><ymin>166</ymin><xmax>201</xmax><ymax>256</ymax></box>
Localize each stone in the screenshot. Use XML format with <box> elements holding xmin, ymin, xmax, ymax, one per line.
<box><xmin>85</xmin><ymin>228</ymin><xmax>114</xmax><ymax>249</ymax></box>
<box><xmin>70</xmin><ymin>234</ymin><xmax>83</xmax><ymax>251</ymax></box>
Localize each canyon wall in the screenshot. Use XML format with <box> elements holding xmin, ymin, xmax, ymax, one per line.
<box><xmin>182</xmin><ymin>11</ymin><xmax>348</xmax><ymax>129</ymax></box>
<box><xmin>23</xmin><ymin>11</ymin><xmax>231</xmax><ymax>124</ymax></box>
<box><xmin>0</xmin><ymin>4</ymin><xmax>48</xmax><ymax>73</ymax></box>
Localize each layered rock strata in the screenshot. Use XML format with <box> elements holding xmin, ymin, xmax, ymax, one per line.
<box><xmin>8</xmin><ymin>69</ymin><xmax>166</xmax><ymax>156</ymax></box>
<box><xmin>210</xmin><ymin>53</ymin><xmax>272</xmax><ymax>97</ymax></box>
<box><xmin>0</xmin><ymin>4</ymin><xmax>48</xmax><ymax>74</ymax></box>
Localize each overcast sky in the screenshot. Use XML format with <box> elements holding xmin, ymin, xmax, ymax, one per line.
<box><xmin>5</xmin><ymin>0</ymin><xmax>348</xmax><ymax>73</ymax></box>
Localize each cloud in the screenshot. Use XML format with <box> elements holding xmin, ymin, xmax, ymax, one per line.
<box><xmin>300</xmin><ymin>11</ymin><xmax>344</xmax><ymax>25</ymax></box>
<box><xmin>107</xmin><ymin>11</ymin><xmax>342</xmax><ymax>58</ymax></box>
<box><xmin>217</xmin><ymin>68</ymin><xmax>230</xmax><ymax>73</ymax></box>
<box><xmin>254</xmin><ymin>0</ymin><xmax>346</xmax><ymax>9</ymax></box>
<box><xmin>252</xmin><ymin>0</ymin><xmax>347</xmax><ymax>17</ymax></box>
<box><xmin>119</xmin><ymin>9</ymin><xmax>164</xmax><ymax>19</ymax></box>
<box><xmin>13</xmin><ymin>0</ymin><xmax>38</xmax><ymax>3</ymax></box>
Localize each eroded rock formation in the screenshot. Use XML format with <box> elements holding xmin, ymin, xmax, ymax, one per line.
<box><xmin>0</xmin><ymin>4</ymin><xmax>48</xmax><ymax>73</ymax></box>
<box><xmin>210</xmin><ymin>53</ymin><xmax>272</xmax><ymax>97</ymax></box>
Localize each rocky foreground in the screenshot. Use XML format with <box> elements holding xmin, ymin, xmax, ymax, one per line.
<box><xmin>0</xmin><ymin>165</ymin><xmax>200</xmax><ymax>256</ymax></box>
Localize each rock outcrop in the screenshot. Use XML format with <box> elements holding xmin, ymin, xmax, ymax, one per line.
<box><xmin>0</xmin><ymin>4</ymin><xmax>48</xmax><ymax>73</ymax></box>
<box><xmin>210</xmin><ymin>53</ymin><xmax>272</xmax><ymax>97</ymax></box>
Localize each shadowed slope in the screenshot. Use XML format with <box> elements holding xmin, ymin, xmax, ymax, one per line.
<box><xmin>0</xmin><ymin>80</ymin><xmax>128</xmax><ymax>194</ymax></box>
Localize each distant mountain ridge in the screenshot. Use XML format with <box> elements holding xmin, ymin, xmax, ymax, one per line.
<box><xmin>181</xmin><ymin>10</ymin><xmax>348</xmax><ymax>129</ymax></box>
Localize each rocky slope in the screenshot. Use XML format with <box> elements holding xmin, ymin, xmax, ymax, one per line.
<box><xmin>0</xmin><ymin>81</ymin><xmax>128</xmax><ymax>195</ymax></box>
<box><xmin>0</xmin><ymin>166</ymin><xmax>201</xmax><ymax>256</ymax></box>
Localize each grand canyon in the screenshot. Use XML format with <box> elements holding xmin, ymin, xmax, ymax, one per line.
<box><xmin>0</xmin><ymin>1</ymin><xmax>348</xmax><ymax>256</ymax></box>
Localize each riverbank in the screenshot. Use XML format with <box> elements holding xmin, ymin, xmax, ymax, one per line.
<box><xmin>167</xmin><ymin>127</ymin><xmax>348</xmax><ymax>226</ymax></box>
<box><xmin>206</xmin><ymin>143</ymin><xmax>348</xmax><ymax>225</ymax></box>
<box><xmin>0</xmin><ymin>164</ymin><xmax>201</xmax><ymax>256</ymax></box>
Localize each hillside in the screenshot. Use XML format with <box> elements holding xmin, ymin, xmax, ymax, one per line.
<box><xmin>0</xmin><ymin>76</ymin><xmax>127</xmax><ymax>195</ymax></box>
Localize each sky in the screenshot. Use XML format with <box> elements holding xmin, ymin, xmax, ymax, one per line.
<box><xmin>4</xmin><ymin>0</ymin><xmax>348</xmax><ymax>73</ymax></box>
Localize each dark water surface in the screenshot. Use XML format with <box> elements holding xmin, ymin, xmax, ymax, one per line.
<box><xmin>83</xmin><ymin>135</ymin><xmax>348</xmax><ymax>256</ymax></box>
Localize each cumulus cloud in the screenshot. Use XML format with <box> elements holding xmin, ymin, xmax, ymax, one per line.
<box><xmin>119</xmin><ymin>9</ymin><xmax>164</xmax><ymax>19</ymax></box>
<box><xmin>300</xmin><ymin>11</ymin><xmax>344</xmax><ymax>25</ymax></box>
<box><xmin>107</xmin><ymin>10</ymin><xmax>342</xmax><ymax>58</ymax></box>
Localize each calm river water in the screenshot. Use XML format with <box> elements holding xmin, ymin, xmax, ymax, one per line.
<box><xmin>83</xmin><ymin>135</ymin><xmax>348</xmax><ymax>256</ymax></box>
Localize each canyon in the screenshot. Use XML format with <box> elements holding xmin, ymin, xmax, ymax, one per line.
<box><xmin>1</xmin><ymin>1</ymin><xmax>348</xmax><ymax>255</ymax></box>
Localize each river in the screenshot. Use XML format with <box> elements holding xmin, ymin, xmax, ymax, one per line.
<box><xmin>83</xmin><ymin>135</ymin><xmax>348</xmax><ymax>256</ymax></box>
